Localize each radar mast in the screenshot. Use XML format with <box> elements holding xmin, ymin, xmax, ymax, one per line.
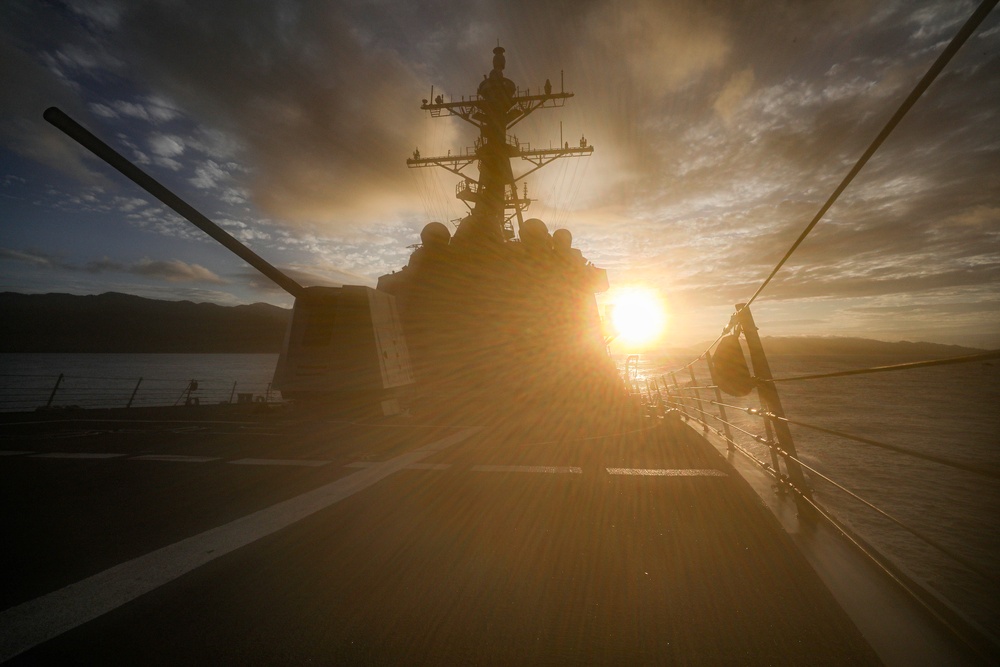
<box><xmin>407</xmin><ymin>46</ymin><xmax>593</xmax><ymax>244</ymax></box>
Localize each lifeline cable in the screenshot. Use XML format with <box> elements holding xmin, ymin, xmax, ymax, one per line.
<box><xmin>667</xmin><ymin>0</ymin><xmax>998</xmax><ymax>376</ymax></box>
<box><xmin>763</xmin><ymin>411</ymin><xmax>1000</xmax><ymax>481</ymax></box>
<box><xmin>769</xmin><ymin>349</ymin><xmax>1000</xmax><ymax>382</ymax></box>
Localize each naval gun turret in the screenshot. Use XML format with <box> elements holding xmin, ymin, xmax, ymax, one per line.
<box><xmin>43</xmin><ymin>107</ymin><xmax>413</xmax><ymax>415</ymax></box>
<box><xmin>43</xmin><ymin>45</ymin><xmax>621</xmax><ymax>417</ymax></box>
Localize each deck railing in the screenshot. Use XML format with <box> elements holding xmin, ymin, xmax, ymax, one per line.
<box><xmin>628</xmin><ymin>308</ymin><xmax>1000</xmax><ymax>659</ymax></box>
<box><xmin>620</xmin><ymin>7</ymin><xmax>1000</xmax><ymax>657</ymax></box>
<box><xmin>0</xmin><ymin>372</ymin><xmax>277</xmax><ymax>412</ymax></box>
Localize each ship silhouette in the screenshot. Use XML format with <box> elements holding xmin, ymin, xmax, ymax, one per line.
<box><xmin>3</xmin><ymin>13</ymin><xmax>998</xmax><ymax>663</ymax></box>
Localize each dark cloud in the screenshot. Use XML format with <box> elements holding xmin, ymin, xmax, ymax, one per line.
<box><xmin>1</xmin><ymin>247</ymin><xmax>225</xmax><ymax>284</ymax></box>
<box><xmin>1</xmin><ymin>0</ymin><xmax>997</xmax><ymax>345</ymax></box>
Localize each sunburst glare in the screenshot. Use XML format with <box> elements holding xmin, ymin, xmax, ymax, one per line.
<box><xmin>608</xmin><ymin>287</ymin><xmax>667</xmax><ymax>348</ymax></box>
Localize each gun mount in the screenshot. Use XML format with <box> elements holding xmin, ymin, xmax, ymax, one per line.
<box><xmin>44</xmin><ymin>107</ymin><xmax>413</xmax><ymax>414</ymax></box>
<box><xmin>45</xmin><ymin>45</ymin><xmax>623</xmax><ymax>418</ymax></box>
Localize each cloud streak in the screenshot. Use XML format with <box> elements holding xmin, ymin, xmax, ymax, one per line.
<box><xmin>0</xmin><ymin>0</ymin><xmax>997</xmax><ymax>346</ymax></box>
<box><xmin>1</xmin><ymin>248</ymin><xmax>226</xmax><ymax>284</ymax></box>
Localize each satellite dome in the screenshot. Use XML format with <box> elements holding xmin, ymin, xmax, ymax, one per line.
<box><xmin>553</xmin><ymin>228</ymin><xmax>572</xmax><ymax>249</ymax></box>
<box><xmin>420</xmin><ymin>221</ymin><xmax>451</xmax><ymax>247</ymax></box>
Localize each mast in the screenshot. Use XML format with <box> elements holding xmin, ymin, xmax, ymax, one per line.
<box><xmin>407</xmin><ymin>46</ymin><xmax>593</xmax><ymax>244</ymax></box>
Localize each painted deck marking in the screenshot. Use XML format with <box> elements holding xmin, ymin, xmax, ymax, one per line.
<box><xmin>346</xmin><ymin>461</ymin><xmax>450</xmax><ymax>470</ymax></box>
<box><xmin>606</xmin><ymin>468</ymin><xmax>727</xmax><ymax>477</ymax></box>
<box><xmin>29</xmin><ymin>452</ymin><xmax>126</xmax><ymax>459</ymax></box>
<box><xmin>132</xmin><ymin>454</ymin><xmax>221</xmax><ymax>463</ymax></box>
<box><xmin>230</xmin><ymin>458</ymin><xmax>331</xmax><ymax>467</ymax></box>
<box><xmin>471</xmin><ymin>465</ymin><xmax>583</xmax><ymax>474</ymax></box>
<box><xmin>0</xmin><ymin>451</ymin><xmax>33</xmax><ymax>456</ymax></box>
<box><xmin>0</xmin><ymin>427</ymin><xmax>478</xmax><ymax>663</ymax></box>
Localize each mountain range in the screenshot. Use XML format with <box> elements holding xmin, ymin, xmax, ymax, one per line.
<box><xmin>0</xmin><ymin>292</ymin><xmax>290</xmax><ymax>353</ymax></box>
<box><xmin>1</xmin><ymin>292</ymin><xmax>989</xmax><ymax>357</ymax></box>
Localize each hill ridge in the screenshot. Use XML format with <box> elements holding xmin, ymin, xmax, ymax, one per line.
<box><xmin>0</xmin><ymin>292</ymin><xmax>291</xmax><ymax>353</ymax></box>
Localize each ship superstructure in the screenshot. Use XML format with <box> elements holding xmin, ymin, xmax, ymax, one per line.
<box><xmin>406</xmin><ymin>46</ymin><xmax>592</xmax><ymax>243</ymax></box>
<box><xmin>378</xmin><ymin>46</ymin><xmax>615</xmax><ymax>407</ymax></box>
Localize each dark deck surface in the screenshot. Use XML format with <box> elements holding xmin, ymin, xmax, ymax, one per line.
<box><xmin>0</xmin><ymin>405</ymin><xmax>880</xmax><ymax>664</ymax></box>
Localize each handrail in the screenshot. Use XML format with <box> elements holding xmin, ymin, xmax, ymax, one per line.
<box><xmin>649</xmin><ymin>313</ymin><xmax>998</xmax><ymax>625</ymax></box>
<box><xmin>775</xmin><ymin>446</ymin><xmax>998</xmax><ymax>586</ymax></box>
<box><xmin>764</xmin><ymin>411</ymin><xmax>1000</xmax><ymax>481</ymax></box>
<box><xmin>769</xmin><ymin>350</ymin><xmax>1000</xmax><ymax>382</ymax></box>
<box><xmin>666</xmin><ymin>386</ymin><xmax>1000</xmax><ymax>481</ymax></box>
<box><xmin>0</xmin><ymin>371</ymin><xmax>277</xmax><ymax>412</ymax></box>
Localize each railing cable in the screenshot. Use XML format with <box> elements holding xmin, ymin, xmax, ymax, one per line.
<box><xmin>770</xmin><ymin>350</ymin><xmax>1000</xmax><ymax>383</ymax></box>
<box><xmin>786</xmin><ymin>486</ymin><xmax>992</xmax><ymax>659</ymax></box>
<box><xmin>777</xmin><ymin>446</ymin><xmax>999</xmax><ymax>586</ymax></box>
<box><xmin>676</xmin><ymin>383</ymin><xmax>1000</xmax><ymax>480</ymax></box>
<box><xmin>677</xmin><ymin>389</ymin><xmax>1000</xmax><ymax>480</ymax></box>
<box><xmin>668</xmin><ymin>399</ymin><xmax>763</xmax><ymax>442</ymax></box>
<box><xmin>762</xmin><ymin>411</ymin><xmax>1000</xmax><ymax>481</ymax></box>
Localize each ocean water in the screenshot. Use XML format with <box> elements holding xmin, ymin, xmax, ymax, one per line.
<box><xmin>1</xmin><ymin>352</ymin><xmax>996</xmax><ymax>636</ymax></box>
<box><xmin>639</xmin><ymin>353</ymin><xmax>1000</xmax><ymax>637</ymax></box>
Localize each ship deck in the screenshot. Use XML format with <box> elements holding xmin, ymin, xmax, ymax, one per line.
<box><xmin>0</xmin><ymin>405</ymin><xmax>880</xmax><ymax>664</ymax></box>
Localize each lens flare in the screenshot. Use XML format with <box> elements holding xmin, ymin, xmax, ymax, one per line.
<box><xmin>609</xmin><ymin>287</ymin><xmax>666</xmax><ymax>347</ymax></box>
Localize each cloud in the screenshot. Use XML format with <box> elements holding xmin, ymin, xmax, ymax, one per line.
<box><xmin>0</xmin><ymin>248</ymin><xmax>55</xmax><ymax>267</ymax></box>
<box><xmin>189</xmin><ymin>160</ymin><xmax>227</xmax><ymax>189</ymax></box>
<box><xmin>1</xmin><ymin>1</ymin><xmax>998</xmax><ymax>346</ymax></box>
<box><xmin>148</xmin><ymin>133</ymin><xmax>184</xmax><ymax>158</ymax></box>
<box><xmin>585</xmin><ymin>1</ymin><xmax>730</xmax><ymax>95</ymax></box>
<box><xmin>98</xmin><ymin>0</ymin><xmax>441</xmax><ymax>224</ymax></box>
<box><xmin>1</xmin><ymin>247</ymin><xmax>226</xmax><ymax>284</ymax></box>
<box><xmin>0</xmin><ymin>38</ymin><xmax>107</xmax><ymax>186</ymax></box>
<box><xmin>236</xmin><ymin>264</ymin><xmax>371</xmax><ymax>293</ymax></box>
<box><xmin>126</xmin><ymin>258</ymin><xmax>226</xmax><ymax>283</ymax></box>
<box><xmin>714</xmin><ymin>68</ymin><xmax>755</xmax><ymax>124</ymax></box>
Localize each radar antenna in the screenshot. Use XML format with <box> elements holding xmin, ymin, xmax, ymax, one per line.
<box><xmin>408</xmin><ymin>46</ymin><xmax>593</xmax><ymax>242</ymax></box>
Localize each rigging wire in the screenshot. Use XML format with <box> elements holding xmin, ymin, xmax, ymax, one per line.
<box><xmin>559</xmin><ymin>155</ymin><xmax>587</xmax><ymax>229</ymax></box>
<box><xmin>786</xmin><ymin>486</ymin><xmax>996</xmax><ymax>657</ymax></box>
<box><xmin>769</xmin><ymin>350</ymin><xmax>1000</xmax><ymax>382</ymax></box>
<box><xmin>764</xmin><ymin>411</ymin><xmax>1000</xmax><ymax>481</ymax></box>
<box><xmin>776</xmin><ymin>446</ymin><xmax>1000</xmax><ymax>586</ymax></box>
<box><xmin>742</xmin><ymin>0</ymin><xmax>998</xmax><ymax>310</ymax></box>
<box><xmin>667</xmin><ymin>390</ymin><xmax>1000</xmax><ymax>584</ymax></box>
<box><xmin>668</xmin><ymin>0</ymin><xmax>998</xmax><ymax>373</ymax></box>
<box><xmin>666</xmin><ymin>379</ymin><xmax>1000</xmax><ymax>479</ymax></box>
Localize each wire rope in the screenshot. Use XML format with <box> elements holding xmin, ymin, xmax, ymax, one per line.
<box><xmin>667</xmin><ymin>0</ymin><xmax>998</xmax><ymax>374</ymax></box>
<box><xmin>762</xmin><ymin>411</ymin><xmax>1000</xmax><ymax>481</ymax></box>
<box><xmin>778</xmin><ymin>446</ymin><xmax>999</xmax><ymax>585</ymax></box>
<box><xmin>743</xmin><ymin>0</ymin><xmax>998</xmax><ymax>310</ymax></box>
<box><xmin>770</xmin><ymin>350</ymin><xmax>1000</xmax><ymax>382</ymax></box>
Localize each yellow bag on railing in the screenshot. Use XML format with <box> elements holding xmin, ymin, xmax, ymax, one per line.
<box><xmin>710</xmin><ymin>335</ymin><xmax>754</xmax><ymax>397</ymax></box>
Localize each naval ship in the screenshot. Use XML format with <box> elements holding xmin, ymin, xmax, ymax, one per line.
<box><xmin>2</xmin><ymin>4</ymin><xmax>998</xmax><ymax>663</ymax></box>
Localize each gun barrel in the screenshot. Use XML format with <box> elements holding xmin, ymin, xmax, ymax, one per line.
<box><xmin>43</xmin><ymin>107</ymin><xmax>304</xmax><ymax>299</ymax></box>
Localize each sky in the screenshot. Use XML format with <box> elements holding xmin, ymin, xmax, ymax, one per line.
<box><xmin>1</xmin><ymin>0</ymin><xmax>998</xmax><ymax>349</ymax></box>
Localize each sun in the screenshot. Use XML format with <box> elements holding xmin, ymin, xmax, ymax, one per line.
<box><xmin>608</xmin><ymin>287</ymin><xmax>667</xmax><ymax>347</ymax></box>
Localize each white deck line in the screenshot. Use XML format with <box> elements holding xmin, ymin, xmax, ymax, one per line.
<box><xmin>131</xmin><ymin>455</ymin><xmax>221</xmax><ymax>463</ymax></box>
<box><xmin>29</xmin><ymin>452</ymin><xmax>126</xmax><ymax>459</ymax></box>
<box><xmin>230</xmin><ymin>458</ymin><xmax>331</xmax><ymax>467</ymax></box>
<box><xmin>471</xmin><ymin>465</ymin><xmax>583</xmax><ymax>474</ymax></box>
<box><xmin>346</xmin><ymin>461</ymin><xmax>450</xmax><ymax>470</ymax></box>
<box><xmin>0</xmin><ymin>427</ymin><xmax>479</xmax><ymax>663</ymax></box>
<box><xmin>606</xmin><ymin>468</ymin><xmax>728</xmax><ymax>477</ymax></box>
